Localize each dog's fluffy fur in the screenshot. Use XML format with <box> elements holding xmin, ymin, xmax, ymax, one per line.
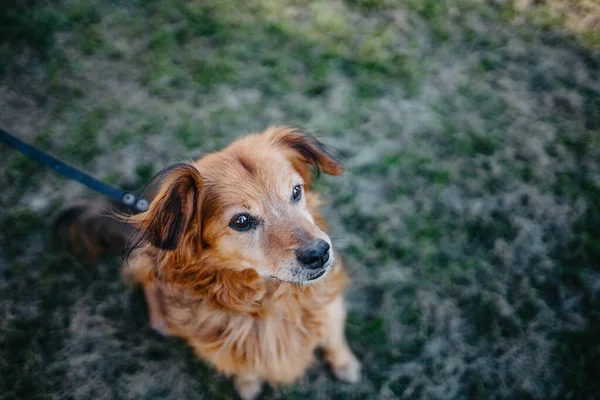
<box><xmin>59</xmin><ymin>127</ymin><xmax>360</xmax><ymax>399</ymax></box>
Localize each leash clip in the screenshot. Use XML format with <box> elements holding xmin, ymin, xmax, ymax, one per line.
<box><xmin>122</xmin><ymin>193</ymin><xmax>149</xmax><ymax>212</ymax></box>
<box><xmin>1</xmin><ymin>128</ymin><xmax>153</xmax><ymax>213</ymax></box>
<box><xmin>135</xmin><ymin>199</ymin><xmax>149</xmax><ymax>212</ymax></box>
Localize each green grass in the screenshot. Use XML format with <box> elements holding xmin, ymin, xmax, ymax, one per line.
<box><xmin>1</xmin><ymin>0</ymin><xmax>600</xmax><ymax>399</ymax></box>
<box><xmin>0</xmin><ymin>1</ymin><xmax>64</xmax><ymax>70</ymax></box>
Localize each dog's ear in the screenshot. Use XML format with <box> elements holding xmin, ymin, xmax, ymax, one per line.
<box><xmin>270</xmin><ymin>127</ymin><xmax>343</xmax><ymax>187</ymax></box>
<box><xmin>131</xmin><ymin>164</ymin><xmax>203</xmax><ymax>251</ymax></box>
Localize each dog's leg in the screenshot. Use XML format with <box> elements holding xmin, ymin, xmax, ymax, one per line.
<box><xmin>234</xmin><ymin>375</ymin><xmax>263</xmax><ymax>400</ymax></box>
<box><xmin>143</xmin><ymin>282</ymin><xmax>171</xmax><ymax>336</ymax></box>
<box><xmin>321</xmin><ymin>295</ymin><xmax>361</xmax><ymax>383</ymax></box>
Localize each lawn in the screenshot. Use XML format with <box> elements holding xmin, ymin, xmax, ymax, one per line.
<box><xmin>1</xmin><ymin>0</ymin><xmax>599</xmax><ymax>399</ymax></box>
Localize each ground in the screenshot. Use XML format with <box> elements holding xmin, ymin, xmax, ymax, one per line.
<box><xmin>1</xmin><ymin>0</ymin><xmax>600</xmax><ymax>399</ymax></box>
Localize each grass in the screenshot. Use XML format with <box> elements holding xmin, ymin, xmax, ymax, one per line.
<box><xmin>1</xmin><ymin>0</ymin><xmax>600</xmax><ymax>399</ymax></box>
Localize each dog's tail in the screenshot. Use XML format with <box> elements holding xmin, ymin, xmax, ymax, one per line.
<box><xmin>53</xmin><ymin>200</ymin><xmax>140</xmax><ymax>261</ymax></box>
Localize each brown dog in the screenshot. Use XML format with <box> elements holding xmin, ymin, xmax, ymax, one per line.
<box><xmin>60</xmin><ymin>127</ymin><xmax>360</xmax><ymax>399</ymax></box>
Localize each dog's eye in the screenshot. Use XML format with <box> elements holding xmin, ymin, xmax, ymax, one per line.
<box><xmin>291</xmin><ymin>185</ymin><xmax>302</xmax><ymax>202</ymax></box>
<box><xmin>229</xmin><ymin>213</ymin><xmax>256</xmax><ymax>231</ymax></box>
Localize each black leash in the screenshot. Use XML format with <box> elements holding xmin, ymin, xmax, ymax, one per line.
<box><xmin>0</xmin><ymin>128</ymin><xmax>149</xmax><ymax>212</ymax></box>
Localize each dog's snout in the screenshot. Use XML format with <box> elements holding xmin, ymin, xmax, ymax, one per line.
<box><xmin>295</xmin><ymin>240</ymin><xmax>330</xmax><ymax>269</ymax></box>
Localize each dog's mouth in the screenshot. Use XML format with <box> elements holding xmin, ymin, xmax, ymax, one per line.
<box><xmin>296</xmin><ymin>256</ymin><xmax>334</xmax><ymax>284</ymax></box>
<box><xmin>306</xmin><ymin>268</ymin><xmax>327</xmax><ymax>281</ymax></box>
<box><xmin>268</xmin><ymin>257</ymin><xmax>333</xmax><ymax>284</ymax></box>
<box><xmin>268</xmin><ymin>267</ymin><xmax>329</xmax><ymax>284</ymax></box>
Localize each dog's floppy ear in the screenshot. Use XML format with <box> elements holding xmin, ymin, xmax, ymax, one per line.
<box><xmin>270</xmin><ymin>127</ymin><xmax>343</xmax><ymax>187</ymax></box>
<box><xmin>131</xmin><ymin>164</ymin><xmax>203</xmax><ymax>250</ymax></box>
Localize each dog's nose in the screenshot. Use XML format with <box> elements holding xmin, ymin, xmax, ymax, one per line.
<box><xmin>295</xmin><ymin>240</ymin><xmax>330</xmax><ymax>269</ymax></box>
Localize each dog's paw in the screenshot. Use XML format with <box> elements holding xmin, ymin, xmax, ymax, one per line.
<box><xmin>149</xmin><ymin>316</ymin><xmax>171</xmax><ymax>337</ymax></box>
<box><xmin>234</xmin><ymin>376</ymin><xmax>263</xmax><ymax>400</ymax></box>
<box><xmin>332</xmin><ymin>354</ymin><xmax>362</xmax><ymax>383</ymax></box>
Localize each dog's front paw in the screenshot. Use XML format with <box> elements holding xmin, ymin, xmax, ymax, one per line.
<box><xmin>332</xmin><ymin>353</ymin><xmax>362</xmax><ymax>383</ymax></box>
<box><xmin>234</xmin><ymin>376</ymin><xmax>263</xmax><ymax>400</ymax></box>
<box><xmin>149</xmin><ymin>314</ymin><xmax>171</xmax><ymax>337</ymax></box>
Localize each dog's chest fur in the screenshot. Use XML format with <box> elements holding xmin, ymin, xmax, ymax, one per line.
<box><xmin>157</xmin><ymin>267</ymin><xmax>348</xmax><ymax>384</ymax></box>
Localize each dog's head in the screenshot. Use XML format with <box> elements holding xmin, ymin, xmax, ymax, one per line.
<box><xmin>132</xmin><ymin>127</ymin><xmax>342</xmax><ymax>286</ymax></box>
